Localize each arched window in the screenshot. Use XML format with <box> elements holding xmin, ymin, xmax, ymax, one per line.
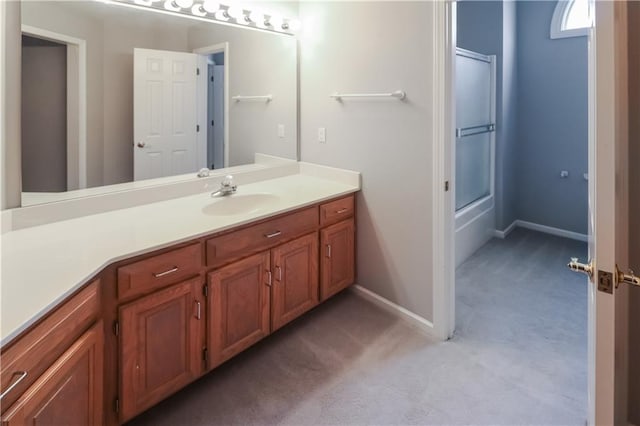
<box><xmin>550</xmin><ymin>0</ymin><xmax>594</xmax><ymax>39</ymax></box>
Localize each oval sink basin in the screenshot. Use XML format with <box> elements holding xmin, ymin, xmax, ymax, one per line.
<box><xmin>202</xmin><ymin>193</ymin><xmax>280</xmax><ymax>216</ymax></box>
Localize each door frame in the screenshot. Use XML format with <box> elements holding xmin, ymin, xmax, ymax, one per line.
<box><xmin>21</xmin><ymin>25</ymin><xmax>87</xmax><ymax>190</ymax></box>
<box><xmin>431</xmin><ymin>1</ymin><xmax>627</xmax><ymax>423</ymax></box>
<box><xmin>193</xmin><ymin>42</ymin><xmax>229</xmax><ymax>169</ymax></box>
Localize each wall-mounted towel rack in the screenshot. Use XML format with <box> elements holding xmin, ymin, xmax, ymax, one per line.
<box><xmin>456</xmin><ymin>123</ymin><xmax>495</xmax><ymax>138</ymax></box>
<box><xmin>330</xmin><ymin>90</ymin><xmax>406</xmax><ymax>101</ymax></box>
<box><xmin>232</xmin><ymin>95</ymin><xmax>273</xmax><ymax>102</ymax></box>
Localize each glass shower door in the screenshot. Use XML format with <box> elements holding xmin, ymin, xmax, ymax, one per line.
<box><xmin>455</xmin><ymin>49</ymin><xmax>494</xmax><ymax>211</ymax></box>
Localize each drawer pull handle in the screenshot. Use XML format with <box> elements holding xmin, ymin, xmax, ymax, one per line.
<box><xmin>276</xmin><ymin>266</ymin><xmax>282</xmax><ymax>281</ymax></box>
<box><xmin>336</xmin><ymin>208</ymin><xmax>349</xmax><ymax>214</ymax></box>
<box><xmin>153</xmin><ymin>266</ymin><xmax>179</xmax><ymax>278</ymax></box>
<box><xmin>195</xmin><ymin>301</ymin><xmax>201</xmax><ymax>320</ymax></box>
<box><xmin>264</xmin><ymin>231</ymin><xmax>282</xmax><ymax>239</ymax></box>
<box><xmin>326</xmin><ymin>244</ymin><xmax>332</xmax><ymax>258</ymax></box>
<box><xmin>0</xmin><ymin>371</ymin><xmax>28</xmax><ymax>400</ymax></box>
<box><xmin>266</xmin><ymin>271</ymin><xmax>273</xmax><ymax>287</ymax></box>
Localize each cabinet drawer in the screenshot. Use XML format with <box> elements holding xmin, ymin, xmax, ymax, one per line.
<box><xmin>0</xmin><ymin>280</ymin><xmax>100</xmax><ymax>412</ymax></box>
<box><xmin>206</xmin><ymin>207</ymin><xmax>318</xmax><ymax>268</ymax></box>
<box><xmin>117</xmin><ymin>243</ymin><xmax>201</xmax><ymax>301</ymax></box>
<box><xmin>320</xmin><ymin>195</ymin><xmax>354</xmax><ymax>227</ymax></box>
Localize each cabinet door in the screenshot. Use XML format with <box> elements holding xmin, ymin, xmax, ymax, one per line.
<box><xmin>119</xmin><ymin>277</ymin><xmax>202</xmax><ymax>422</ymax></box>
<box><xmin>320</xmin><ymin>219</ymin><xmax>355</xmax><ymax>301</ymax></box>
<box><xmin>208</xmin><ymin>252</ymin><xmax>270</xmax><ymax>368</ymax></box>
<box><xmin>1</xmin><ymin>322</ymin><xmax>104</xmax><ymax>426</ymax></box>
<box><xmin>271</xmin><ymin>233</ymin><xmax>319</xmax><ymax>331</ymax></box>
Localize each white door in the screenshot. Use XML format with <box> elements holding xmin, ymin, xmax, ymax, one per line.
<box><xmin>584</xmin><ymin>2</ymin><xmax>630</xmax><ymax>424</ymax></box>
<box><xmin>133</xmin><ymin>48</ymin><xmax>198</xmax><ymax>181</ymax></box>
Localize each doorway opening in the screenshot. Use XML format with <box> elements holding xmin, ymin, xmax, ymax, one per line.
<box><xmin>452</xmin><ymin>0</ymin><xmax>590</xmax><ymax>422</ymax></box>
<box><xmin>195</xmin><ymin>42</ymin><xmax>229</xmax><ymax>172</ymax></box>
<box><xmin>20</xmin><ymin>26</ymin><xmax>86</xmax><ymax>195</ymax></box>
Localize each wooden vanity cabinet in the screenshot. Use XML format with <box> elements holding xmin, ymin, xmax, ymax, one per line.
<box><xmin>1</xmin><ymin>193</ymin><xmax>357</xmax><ymax>426</ymax></box>
<box><xmin>118</xmin><ymin>276</ymin><xmax>203</xmax><ymax>422</ymax></box>
<box><xmin>1</xmin><ymin>322</ymin><xmax>104</xmax><ymax>426</ymax></box>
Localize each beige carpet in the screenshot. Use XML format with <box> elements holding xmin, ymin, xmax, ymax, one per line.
<box><xmin>128</xmin><ymin>228</ymin><xmax>587</xmax><ymax>425</ymax></box>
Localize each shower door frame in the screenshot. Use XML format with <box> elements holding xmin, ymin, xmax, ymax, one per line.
<box><xmin>453</xmin><ymin>48</ymin><xmax>496</xmax><ymax>268</ymax></box>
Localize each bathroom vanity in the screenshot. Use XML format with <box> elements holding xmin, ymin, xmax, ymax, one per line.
<box><xmin>0</xmin><ymin>167</ymin><xmax>359</xmax><ymax>425</ymax></box>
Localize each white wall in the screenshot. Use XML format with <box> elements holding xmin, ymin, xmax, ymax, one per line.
<box><xmin>188</xmin><ymin>25</ymin><xmax>298</xmax><ymax>166</ymax></box>
<box><xmin>299</xmin><ymin>2</ymin><xmax>435</xmax><ymax>321</ymax></box>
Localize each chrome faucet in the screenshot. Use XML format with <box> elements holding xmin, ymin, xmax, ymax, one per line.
<box><xmin>211</xmin><ymin>175</ymin><xmax>237</xmax><ymax>197</ymax></box>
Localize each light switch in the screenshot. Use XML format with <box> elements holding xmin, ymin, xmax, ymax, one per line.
<box><xmin>278</xmin><ymin>124</ymin><xmax>285</xmax><ymax>138</ymax></box>
<box><xmin>318</xmin><ymin>127</ymin><xmax>326</xmax><ymax>143</ymax></box>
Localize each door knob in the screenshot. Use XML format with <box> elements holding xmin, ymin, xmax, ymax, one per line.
<box><xmin>568</xmin><ymin>257</ymin><xmax>593</xmax><ymax>279</ymax></box>
<box><xmin>137</xmin><ymin>142</ymin><xmax>146</xmax><ymax>148</ymax></box>
<box><xmin>616</xmin><ymin>266</ymin><xmax>640</xmax><ymax>288</ymax></box>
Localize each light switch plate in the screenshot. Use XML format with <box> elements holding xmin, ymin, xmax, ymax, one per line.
<box><xmin>278</xmin><ymin>124</ymin><xmax>285</xmax><ymax>138</ymax></box>
<box><xmin>318</xmin><ymin>127</ymin><xmax>326</xmax><ymax>143</ymax></box>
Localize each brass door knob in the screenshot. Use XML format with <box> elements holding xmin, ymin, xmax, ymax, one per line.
<box><xmin>568</xmin><ymin>257</ymin><xmax>594</xmax><ymax>279</ymax></box>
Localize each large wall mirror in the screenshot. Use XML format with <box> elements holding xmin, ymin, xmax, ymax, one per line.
<box><xmin>19</xmin><ymin>1</ymin><xmax>298</xmax><ymax>206</ymax></box>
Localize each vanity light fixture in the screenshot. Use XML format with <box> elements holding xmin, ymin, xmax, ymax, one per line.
<box><xmin>106</xmin><ymin>0</ymin><xmax>299</xmax><ymax>35</ymax></box>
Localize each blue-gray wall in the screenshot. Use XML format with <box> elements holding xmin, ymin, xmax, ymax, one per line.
<box><xmin>516</xmin><ymin>1</ymin><xmax>588</xmax><ymax>234</ymax></box>
<box><xmin>457</xmin><ymin>0</ymin><xmax>588</xmax><ymax>234</ymax></box>
<box><xmin>457</xmin><ymin>1</ymin><xmax>518</xmax><ymax>231</ymax></box>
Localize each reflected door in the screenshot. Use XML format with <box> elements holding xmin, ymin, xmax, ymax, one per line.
<box><xmin>455</xmin><ymin>49</ymin><xmax>495</xmax><ymax>211</ymax></box>
<box><xmin>134</xmin><ymin>48</ymin><xmax>198</xmax><ymax>181</ymax></box>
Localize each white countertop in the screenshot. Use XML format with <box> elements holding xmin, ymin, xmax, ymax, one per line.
<box><xmin>1</xmin><ymin>166</ymin><xmax>360</xmax><ymax>345</ymax></box>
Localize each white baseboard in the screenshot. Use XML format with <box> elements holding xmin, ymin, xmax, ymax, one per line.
<box><xmin>494</xmin><ymin>220</ymin><xmax>517</xmax><ymax>239</ymax></box>
<box><xmin>516</xmin><ymin>220</ymin><xmax>588</xmax><ymax>242</ymax></box>
<box><xmin>350</xmin><ymin>285</ymin><xmax>436</xmax><ymax>338</ymax></box>
<box><xmin>493</xmin><ymin>220</ymin><xmax>587</xmax><ymax>242</ymax></box>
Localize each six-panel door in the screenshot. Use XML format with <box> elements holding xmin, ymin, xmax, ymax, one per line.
<box><xmin>119</xmin><ymin>277</ymin><xmax>203</xmax><ymax>422</ymax></box>
<box><xmin>320</xmin><ymin>219</ymin><xmax>356</xmax><ymax>301</ymax></box>
<box><xmin>208</xmin><ymin>252</ymin><xmax>271</xmax><ymax>368</ymax></box>
<box><xmin>1</xmin><ymin>322</ymin><xmax>104</xmax><ymax>426</ymax></box>
<box><xmin>271</xmin><ymin>233</ymin><xmax>319</xmax><ymax>331</ymax></box>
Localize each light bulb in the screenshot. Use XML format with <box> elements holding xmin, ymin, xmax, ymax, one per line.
<box><xmin>287</xmin><ymin>19</ymin><xmax>301</xmax><ymax>32</ymax></box>
<box><xmin>164</xmin><ymin>0</ymin><xmax>181</xmax><ymax>11</ymax></box>
<box><xmin>249</xmin><ymin>10</ymin><xmax>265</xmax><ymax>27</ymax></box>
<box><xmin>215</xmin><ymin>9</ymin><xmax>229</xmax><ymax>20</ymax></box>
<box><xmin>191</xmin><ymin>4</ymin><xmax>206</xmax><ymax>16</ymax></box>
<box><xmin>268</xmin><ymin>15</ymin><xmax>284</xmax><ymax>31</ymax></box>
<box><xmin>174</xmin><ymin>0</ymin><xmax>193</xmax><ymax>8</ymax></box>
<box><xmin>227</xmin><ymin>5</ymin><xmax>244</xmax><ymax>20</ymax></box>
<box><xmin>202</xmin><ymin>0</ymin><xmax>219</xmax><ymax>13</ymax></box>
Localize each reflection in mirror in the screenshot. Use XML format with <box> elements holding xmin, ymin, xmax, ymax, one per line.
<box><xmin>19</xmin><ymin>1</ymin><xmax>297</xmax><ymax>206</ymax></box>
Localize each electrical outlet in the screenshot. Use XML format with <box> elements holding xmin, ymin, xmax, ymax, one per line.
<box><xmin>318</xmin><ymin>127</ymin><xmax>326</xmax><ymax>143</ymax></box>
<box><xmin>278</xmin><ymin>124</ymin><xmax>285</xmax><ymax>138</ymax></box>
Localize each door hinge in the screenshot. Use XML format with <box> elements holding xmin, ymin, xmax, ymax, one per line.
<box><xmin>598</xmin><ymin>270</ymin><xmax>614</xmax><ymax>294</ymax></box>
<box><xmin>211</xmin><ymin>120</ymin><xmax>214</xmax><ymax>127</ymax></box>
<box><xmin>445</xmin><ymin>181</ymin><xmax>450</xmax><ymax>192</ymax></box>
<box><xmin>197</xmin><ymin>67</ymin><xmax>200</xmax><ymax>76</ymax></box>
<box><xmin>211</xmin><ymin>75</ymin><xmax>214</xmax><ymax>82</ymax></box>
<box><xmin>113</xmin><ymin>321</ymin><xmax>119</xmax><ymax>337</ymax></box>
<box><xmin>196</xmin><ymin>124</ymin><xmax>200</xmax><ymax>132</ymax></box>
<box><xmin>203</xmin><ymin>283</ymin><xmax>208</xmax><ymax>297</ymax></box>
<box><xmin>203</xmin><ymin>347</ymin><xmax>208</xmax><ymax>362</ymax></box>
<box><xmin>114</xmin><ymin>397</ymin><xmax>119</xmax><ymax>413</ymax></box>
